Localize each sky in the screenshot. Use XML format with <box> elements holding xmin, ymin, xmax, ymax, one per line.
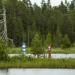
<box><xmin>30</xmin><ymin>0</ymin><xmax>72</xmax><ymax>6</ymax></box>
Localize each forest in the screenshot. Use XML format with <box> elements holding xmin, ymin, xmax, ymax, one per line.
<box><xmin>0</xmin><ymin>0</ymin><xmax>75</xmax><ymax>48</ymax></box>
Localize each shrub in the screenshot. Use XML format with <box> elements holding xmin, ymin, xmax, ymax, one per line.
<box><xmin>61</xmin><ymin>35</ymin><xmax>71</xmax><ymax>48</ymax></box>
<box><xmin>0</xmin><ymin>38</ymin><xmax>8</xmax><ymax>60</ymax></box>
<box><xmin>7</xmin><ymin>39</ymin><xmax>15</xmax><ymax>47</ymax></box>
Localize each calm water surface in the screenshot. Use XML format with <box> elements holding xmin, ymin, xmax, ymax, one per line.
<box><xmin>9</xmin><ymin>54</ymin><xmax>75</xmax><ymax>58</ymax></box>
<box><xmin>0</xmin><ymin>69</ymin><xmax>75</xmax><ymax>75</ymax></box>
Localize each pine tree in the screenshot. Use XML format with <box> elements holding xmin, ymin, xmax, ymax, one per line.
<box><xmin>47</xmin><ymin>0</ymin><xmax>51</xmax><ymax>8</ymax></box>
<box><xmin>31</xmin><ymin>32</ymin><xmax>43</xmax><ymax>57</ymax></box>
<box><xmin>70</xmin><ymin>0</ymin><xmax>75</xmax><ymax>10</ymax></box>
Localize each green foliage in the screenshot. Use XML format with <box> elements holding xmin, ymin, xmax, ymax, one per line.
<box><xmin>69</xmin><ymin>0</ymin><xmax>75</xmax><ymax>10</ymax></box>
<box><xmin>72</xmin><ymin>43</ymin><xmax>75</xmax><ymax>47</ymax></box>
<box><xmin>31</xmin><ymin>32</ymin><xmax>43</xmax><ymax>56</ymax></box>
<box><xmin>1</xmin><ymin>0</ymin><xmax>75</xmax><ymax>47</ymax></box>
<box><xmin>26</xmin><ymin>47</ymin><xmax>32</xmax><ymax>53</ymax></box>
<box><xmin>0</xmin><ymin>58</ymin><xmax>75</xmax><ymax>68</ymax></box>
<box><xmin>44</xmin><ymin>33</ymin><xmax>52</xmax><ymax>48</ymax></box>
<box><xmin>55</xmin><ymin>30</ymin><xmax>62</xmax><ymax>47</ymax></box>
<box><xmin>61</xmin><ymin>35</ymin><xmax>71</xmax><ymax>48</ymax></box>
<box><xmin>0</xmin><ymin>0</ymin><xmax>2</xmax><ymax>9</ymax></box>
<box><xmin>0</xmin><ymin>38</ymin><xmax>8</xmax><ymax>60</ymax></box>
<box><xmin>7</xmin><ymin>47</ymin><xmax>21</xmax><ymax>54</ymax></box>
<box><xmin>7</xmin><ymin>39</ymin><xmax>15</xmax><ymax>47</ymax></box>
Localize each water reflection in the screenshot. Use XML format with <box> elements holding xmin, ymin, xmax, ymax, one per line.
<box><xmin>9</xmin><ymin>54</ymin><xmax>75</xmax><ymax>58</ymax></box>
<box><xmin>51</xmin><ymin>54</ymin><xmax>75</xmax><ymax>58</ymax></box>
<box><xmin>0</xmin><ymin>69</ymin><xmax>75</xmax><ymax>75</ymax></box>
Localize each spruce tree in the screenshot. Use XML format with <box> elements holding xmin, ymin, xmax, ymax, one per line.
<box><xmin>31</xmin><ymin>32</ymin><xmax>43</xmax><ymax>57</ymax></box>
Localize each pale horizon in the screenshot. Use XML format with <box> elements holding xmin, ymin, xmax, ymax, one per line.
<box><xmin>30</xmin><ymin>0</ymin><xmax>72</xmax><ymax>6</ymax></box>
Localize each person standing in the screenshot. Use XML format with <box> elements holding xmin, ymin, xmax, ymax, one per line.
<box><xmin>48</xmin><ymin>44</ymin><xmax>51</xmax><ymax>58</ymax></box>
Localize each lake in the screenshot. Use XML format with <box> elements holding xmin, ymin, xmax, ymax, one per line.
<box><xmin>0</xmin><ymin>69</ymin><xmax>75</xmax><ymax>75</ymax></box>
<box><xmin>9</xmin><ymin>54</ymin><xmax>75</xmax><ymax>58</ymax></box>
<box><xmin>51</xmin><ymin>54</ymin><xmax>75</xmax><ymax>58</ymax></box>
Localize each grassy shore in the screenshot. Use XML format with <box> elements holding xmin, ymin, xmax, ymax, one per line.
<box><xmin>4</xmin><ymin>47</ymin><xmax>75</xmax><ymax>69</ymax></box>
<box><xmin>52</xmin><ymin>47</ymin><xmax>75</xmax><ymax>54</ymax></box>
<box><xmin>0</xmin><ymin>57</ymin><xmax>75</xmax><ymax>69</ymax></box>
<box><xmin>7</xmin><ymin>47</ymin><xmax>75</xmax><ymax>54</ymax></box>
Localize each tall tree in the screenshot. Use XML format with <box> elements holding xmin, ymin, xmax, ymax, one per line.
<box><xmin>31</xmin><ymin>32</ymin><xmax>43</xmax><ymax>57</ymax></box>
<box><xmin>59</xmin><ymin>1</ymin><xmax>67</xmax><ymax>14</ymax></box>
<box><xmin>69</xmin><ymin>0</ymin><xmax>75</xmax><ymax>10</ymax></box>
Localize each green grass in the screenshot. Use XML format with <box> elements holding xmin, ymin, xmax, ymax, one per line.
<box><xmin>0</xmin><ymin>58</ymin><xmax>75</xmax><ymax>69</ymax></box>
<box><xmin>1</xmin><ymin>47</ymin><xmax>75</xmax><ymax>69</ymax></box>
<box><xmin>52</xmin><ymin>47</ymin><xmax>75</xmax><ymax>54</ymax></box>
<box><xmin>7</xmin><ymin>47</ymin><xmax>75</xmax><ymax>54</ymax></box>
<box><xmin>7</xmin><ymin>47</ymin><xmax>21</xmax><ymax>54</ymax></box>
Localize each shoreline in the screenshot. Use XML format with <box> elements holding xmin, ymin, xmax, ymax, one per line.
<box><xmin>0</xmin><ymin>58</ymin><xmax>75</xmax><ymax>69</ymax></box>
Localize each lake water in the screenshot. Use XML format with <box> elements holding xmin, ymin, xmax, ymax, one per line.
<box><xmin>51</xmin><ymin>54</ymin><xmax>75</xmax><ymax>58</ymax></box>
<box><xmin>0</xmin><ymin>69</ymin><xmax>75</xmax><ymax>75</ymax></box>
<box><xmin>9</xmin><ymin>54</ymin><xmax>75</xmax><ymax>58</ymax></box>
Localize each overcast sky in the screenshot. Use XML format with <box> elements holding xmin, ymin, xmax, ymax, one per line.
<box><xmin>30</xmin><ymin>0</ymin><xmax>72</xmax><ymax>6</ymax></box>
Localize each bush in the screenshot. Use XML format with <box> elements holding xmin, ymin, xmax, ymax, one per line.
<box><xmin>0</xmin><ymin>38</ymin><xmax>8</xmax><ymax>60</ymax></box>
<box><xmin>72</xmin><ymin>43</ymin><xmax>75</xmax><ymax>47</ymax></box>
<box><xmin>7</xmin><ymin>39</ymin><xmax>15</xmax><ymax>47</ymax></box>
<box><xmin>61</xmin><ymin>35</ymin><xmax>71</xmax><ymax>48</ymax></box>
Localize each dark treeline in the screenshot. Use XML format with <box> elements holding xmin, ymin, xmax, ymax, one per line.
<box><xmin>0</xmin><ymin>0</ymin><xmax>75</xmax><ymax>47</ymax></box>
